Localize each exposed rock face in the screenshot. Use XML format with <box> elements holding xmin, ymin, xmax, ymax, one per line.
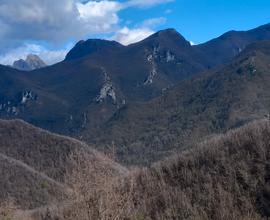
<box><xmin>13</xmin><ymin>54</ymin><xmax>47</xmax><ymax>71</ymax></box>
<box><xmin>21</xmin><ymin>91</ymin><xmax>36</xmax><ymax>104</ymax></box>
<box><xmin>91</xmin><ymin>40</ymin><xmax>270</xmax><ymax>165</ymax></box>
<box><xmin>96</xmin><ymin>68</ymin><xmax>117</xmax><ymax>103</ymax></box>
<box><xmin>144</xmin><ymin>53</ymin><xmax>158</xmax><ymax>85</ymax></box>
<box><xmin>0</xmin><ymin>90</ymin><xmax>37</xmax><ymax>117</ymax></box>
<box><xmin>166</xmin><ymin>51</ymin><xmax>175</xmax><ymax>62</ymax></box>
<box><xmin>12</xmin><ymin>59</ymin><xmax>30</xmax><ymax>71</ymax></box>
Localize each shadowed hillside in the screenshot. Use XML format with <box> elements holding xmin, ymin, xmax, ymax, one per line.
<box><xmin>1</xmin><ymin>24</ymin><xmax>270</xmax><ymax>144</ymax></box>
<box><xmin>89</xmin><ymin>40</ymin><xmax>270</xmax><ymax>165</ymax></box>
<box><xmin>0</xmin><ymin>29</ymin><xmax>208</xmax><ymax>137</ymax></box>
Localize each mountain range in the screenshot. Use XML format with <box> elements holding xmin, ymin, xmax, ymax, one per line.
<box><xmin>1</xmin><ymin>23</ymin><xmax>270</xmax><ymax>164</ymax></box>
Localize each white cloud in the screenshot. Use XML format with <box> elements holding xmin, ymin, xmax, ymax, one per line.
<box><xmin>0</xmin><ymin>0</ymin><xmax>122</xmax><ymax>44</ymax></box>
<box><xmin>111</xmin><ymin>16</ymin><xmax>167</xmax><ymax>45</ymax></box>
<box><xmin>141</xmin><ymin>17</ymin><xmax>167</xmax><ymax>28</ymax></box>
<box><xmin>165</xmin><ymin>9</ymin><xmax>172</xmax><ymax>14</ymax></box>
<box><xmin>112</xmin><ymin>27</ymin><xmax>154</xmax><ymax>45</ymax></box>
<box><xmin>0</xmin><ymin>0</ymin><xmax>171</xmax><ymax>45</ymax></box>
<box><xmin>76</xmin><ymin>1</ymin><xmax>122</xmax><ymax>32</ymax></box>
<box><xmin>0</xmin><ymin>0</ymin><xmax>172</xmax><ymax>64</ymax></box>
<box><xmin>190</xmin><ymin>41</ymin><xmax>196</xmax><ymax>46</ymax></box>
<box><xmin>77</xmin><ymin>1</ymin><xmax>121</xmax><ymax>19</ymax></box>
<box><xmin>39</xmin><ymin>49</ymin><xmax>71</xmax><ymax>65</ymax></box>
<box><xmin>0</xmin><ymin>0</ymin><xmax>122</xmax><ymax>64</ymax></box>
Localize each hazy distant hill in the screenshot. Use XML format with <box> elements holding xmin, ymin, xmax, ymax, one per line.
<box><xmin>12</xmin><ymin>54</ymin><xmax>47</xmax><ymax>71</ymax></box>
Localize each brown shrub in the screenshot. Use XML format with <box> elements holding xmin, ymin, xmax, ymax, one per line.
<box><xmin>32</xmin><ymin>119</ymin><xmax>270</xmax><ymax>220</ymax></box>
<box><xmin>0</xmin><ymin>200</ymin><xmax>32</xmax><ymax>220</ymax></box>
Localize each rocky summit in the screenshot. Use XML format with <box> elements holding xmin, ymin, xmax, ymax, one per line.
<box><xmin>12</xmin><ymin>54</ymin><xmax>47</xmax><ymax>71</ymax></box>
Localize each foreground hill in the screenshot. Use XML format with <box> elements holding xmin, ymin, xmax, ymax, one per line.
<box><xmin>89</xmin><ymin>40</ymin><xmax>270</xmax><ymax>165</ymax></box>
<box><xmin>0</xmin><ymin>152</ymin><xmax>69</xmax><ymax>210</ymax></box>
<box><xmin>122</xmin><ymin>119</ymin><xmax>270</xmax><ymax>219</ymax></box>
<box><xmin>30</xmin><ymin>119</ymin><xmax>270</xmax><ymax>220</ymax></box>
<box><xmin>0</xmin><ymin>119</ymin><xmax>126</xmax><ymax>210</ymax></box>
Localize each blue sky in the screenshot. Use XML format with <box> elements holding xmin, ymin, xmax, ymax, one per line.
<box><xmin>119</xmin><ymin>0</ymin><xmax>270</xmax><ymax>44</ymax></box>
<box><xmin>0</xmin><ymin>0</ymin><xmax>269</xmax><ymax>65</ymax></box>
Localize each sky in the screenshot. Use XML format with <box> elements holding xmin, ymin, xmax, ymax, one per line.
<box><xmin>0</xmin><ymin>0</ymin><xmax>269</xmax><ymax>65</ymax></box>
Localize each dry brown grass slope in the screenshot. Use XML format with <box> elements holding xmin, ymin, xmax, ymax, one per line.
<box><xmin>0</xmin><ymin>152</ymin><xmax>71</xmax><ymax>210</ymax></box>
<box><xmin>129</xmin><ymin>119</ymin><xmax>270</xmax><ymax>219</ymax></box>
<box><xmin>0</xmin><ymin>119</ymin><xmax>127</xmax><ymax>211</ymax></box>
<box><xmin>39</xmin><ymin>119</ymin><xmax>270</xmax><ymax>220</ymax></box>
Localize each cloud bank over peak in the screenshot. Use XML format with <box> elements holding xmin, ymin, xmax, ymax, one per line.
<box><xmin>112</xmin><ymin>27</ymin><xmax>154</xmax><ymax>45</ymax></box>
<box><xmin>0</xmin><ymin>0</ymin><xmax>121</xmax><ymax>44</ymax></box>
<box><xmin>0</xmin><ymin>0</ymin><xmax>173</xmax><ymax>65</ymax></box>
<box><xmin>112</xmin><ymin>17</ymin><xmax>167</xmax><ymax>45</ymax></box>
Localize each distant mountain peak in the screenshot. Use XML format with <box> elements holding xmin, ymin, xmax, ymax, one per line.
<box><xmin>12</xmin><ymin>54</ymin><xmax>47</xmax><ymax>71</ymax></box>
<box><xmin>65</xmin><ymin>39</ymin><xmax>124</xmax><ymax>61</ymax></box>
<box><xmin>157</xmin><ymin>28</ymin><xmax>178</xmax><ymax>35</ymax></box>
<box><xmin>147</xmin><ymin>28</ymin><xmax>185</xmax><ymax>40</ymax></box>
<box><xmin>195</xmin><ymin>22</ymin><xmax>270</xmax><ymax>67</ymax></box>
<box><xmin>26</xmin><ymin>54</ymin><xmax>41</xmax><ymax>61</ymax></box>
<box><xmin>251</xmin><ymin>22</ymin><xmax>270</xmax><ymax>31</ymax></box>
<box><xmin>137</xmin><ymin>28</ymin><xmax>191</xmax><ymax>48</ymax></box>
